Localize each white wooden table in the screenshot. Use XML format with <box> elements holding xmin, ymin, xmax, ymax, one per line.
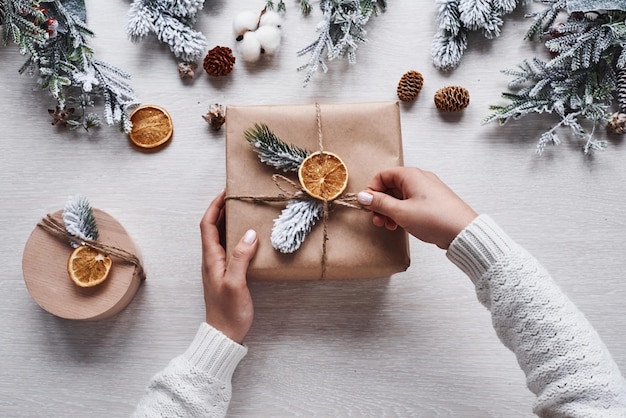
<box><xmin>2</xmin><ymin>1</ymin><xmax>625</xmax><ymax>417</ymax></box>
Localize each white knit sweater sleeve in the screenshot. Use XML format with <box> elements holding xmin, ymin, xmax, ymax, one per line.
<box><xmin>132</xmin><ymin>322</ymin><xmax>247</xmax><ymax>418</ymax></box>
<box><xmin>446</xmin><ymin>215</ymin><xmax>626</xmax><ymax>417</ymax></box>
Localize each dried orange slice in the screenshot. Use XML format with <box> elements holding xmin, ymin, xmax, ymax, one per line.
<box><xmin>67</xmin><ymin>245</ymin><xmax>112</xmax><ymax>288</ymax></box>
<box><xmin>129</xmin><ymin>105</ymin><xmax>173</xmax><ymax>149</ymax></box>
<box><xmin>298</xmin><ymin>151</ymin><xmax>348</xmax><ymax>201</ymax></box>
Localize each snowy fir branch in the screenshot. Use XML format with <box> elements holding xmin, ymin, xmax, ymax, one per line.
<box><xmin>244</xmin><ymin>122</ymin><xmax>324</xmax><ymax>253</ymax></box>
<box><xmin>271</xmin><ymin>199</ymin><xmax>323</xmax><ymax>253</ymax></box>
<box><xmin>127</xmin><ymin>0</ymin><xmax>207</xmax><ymax>62</ymax></box>
<box><xmin>1</xmin><ymin>0</ymin><xmax>48</xmax><ymax>53</ymax></box>
<box><xmin>524</xmin><ymin>0</ymin><xmax>564</xmax><ymax>40</ymax></box>
<box><xmin>244</xmin><ymin>123</ymin><xmax>310</xmax><ymax>172</ymax></box>
<box><xmin>432</xmin><ymin>0</ymin><xmax>524</xmax><ymax>71</ymax></box>
<box><xmin>297</xmin><ymin>0</ymin><xmax>386</xmax><ymax>86</ymax></box>
<box><xmin>484</xmin><ymin>7</ymin><xmax>626</xmax><ymax>154</ymax></box>
<box><xmin>2</xmin><ymin>0</ymin><xmax>138</xmax><ymax>132</ymax></box>
<box><xmin>63</xmin><ymin>195</ymin><xmax>99</xmax><ymax>247</ymax></box>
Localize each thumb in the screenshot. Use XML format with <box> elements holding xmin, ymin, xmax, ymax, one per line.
<box><xmin>357</xmin><ymin>190</ymin><xmax>403</xmax><ymax>219</ymax></box>
<box><xmin>227</xmin><ymin>229</ymin><xmax>258</xmax><ymax>279</ymax></box>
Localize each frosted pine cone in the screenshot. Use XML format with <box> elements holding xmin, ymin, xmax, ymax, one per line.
<box><xmin>608</xmin><ymin>112</ymin><xmax>626</xmax><ymax>134</ymax></box>
<box><xmin>177</xmin><ymin>61</ymin><xmax>198</xmax><ymax>79</ymax></box>
<box><xmin>434</xmin><ymin>86</ymin><xmax>470</xmax><ymax>112</ymax></box>
<box><xmin>397</xmin><ymin>70</ymin><xmax>424</xmax><ymax>102</ymax></box>
<box><xmin>203</xmin><ymin>46</ymin><xmax>236</xmax><ymax>77</ymax></box>
<box><xmin>203</xmin><ymin>104</ymin><xmax>226</xmax><ymax>130</ymax></box>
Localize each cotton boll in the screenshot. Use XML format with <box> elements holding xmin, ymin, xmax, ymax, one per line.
<box><xmin>239</xmin><ymin>31</ymin><xmax>262</xmax><ymax>62</ymax></box>
<box><xmin>255</xmin><ymin>25</ymin><xmax>282</xmax><ymax>55</ymax></box>
<box><xmin>233</xmin><ymin>10</ymin><xmax>259</xmax><ymax>37</ymax></box>
<box><xmin>259</xmin><ymin>10</ymin><xmax>282</xmax><ymax>28</ymax></box>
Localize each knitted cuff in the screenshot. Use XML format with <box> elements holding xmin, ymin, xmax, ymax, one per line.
<box><xmin>183</xmin><ymin>323</ymin><xmax>248</xmax><ymax>383</ymax></box>
<box><xmin>446</xmin><ymin>214</ymin><xmax>517</xmax><ymax>284</ymax></box>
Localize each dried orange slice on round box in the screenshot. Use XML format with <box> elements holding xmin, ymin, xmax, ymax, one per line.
<box><xmin>298</xmin><ymin>151</ymin><xmax>348</xmax><ymax>201</ymax></box>
<box><xmin>67</xmin><ymin>245</ymin><xmax>112</xmax><ymax>288</ymax></box>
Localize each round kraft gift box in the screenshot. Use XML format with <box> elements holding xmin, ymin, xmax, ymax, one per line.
<box><xmin>22</xmin><ymin>209</ymin><xmax>144</xmax><ymax>321</ymax></box>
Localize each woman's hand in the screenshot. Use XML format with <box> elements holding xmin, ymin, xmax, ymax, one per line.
<box><xmin>357</xmin><ymin>167</ymin><xmax>478</xmax><ymax>250</ymax></box>
<box><xmin>200</xmin><ymin>190</ymin><xmax>258</xmax><ymax>344</ymax></box>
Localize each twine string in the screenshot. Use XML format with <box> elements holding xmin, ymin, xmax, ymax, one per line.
<box><xmin>38</xmin><ymin>214</ymin><xmax>146</xmax><ymax>281</ymax></box>
<box><xmin>316</xmin><ymin>102</ymin><xmax>324</xmax><ymax>154</ymax></box>
<box><xmin>227</xmin><ymin>103</ymin><xmax>362</xmax><ymax>279</ymax></box>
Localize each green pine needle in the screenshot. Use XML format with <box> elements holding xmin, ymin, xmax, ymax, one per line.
<box><xmin>244</xmin><ymin>123</ymin><xmax>310</xmax><ymax>172</ymax></box>
<box><xmin>63</xmin><ymin>195</ymin><xmax>99</xmax><ymax>246</ymax></box>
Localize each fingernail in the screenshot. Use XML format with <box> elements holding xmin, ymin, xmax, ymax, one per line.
<box><xmin>243</xmin><ymin>229</ymin><xmax>257</xmax><ymax>245</ymax></box>
<box><xmin>357</xmin><ymin>192</ymin><xmax>373</xmax><ymax>205</ymax></box>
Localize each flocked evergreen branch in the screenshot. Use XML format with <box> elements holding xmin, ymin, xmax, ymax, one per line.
<box><xmin>432</xmin><ymin>0</ymin><xmax>525</xmax><ymax>71</ymax></box>
<box><xmin>127</xmin><ymin>0</ymin><xmax>207</xmax><ymax>63</ymax></box>
<box><xmin>432</xmin><ymin>0</ymin><xmax>469</xmax><ymax>71</ymax></box>
<box><xmin>244</xmin><ymin>122</ymin><xmax>323</xmax><ymax>253</ymax></box>
<box><xmin>484</xmin><ymin>6</ymin><xmax>626</xmax><ymax>154</ymax></box>
<box><xmin>2</xmin><ymin>0</ymin><xmax>138</xmax><ymax>132</ymax></box>
<box><xmin>271</xmin><ymin>199</ymin><xmax>323</xmax><ymax>253</ymax></box>
<box><xmin>244</xmin><ymin>123</ymin><xmax>310</xmax><ymax>172</ymax></box>
<box><xmin>63</xmin><ymin>195</ymin><xmax>99</xmax><ymax>247</ymax></box>
<box><xmin>1</xmin><ymin>0</ymin><xmax>47</xmax><ymax>55</ymax></box>
<box><xmin>91</xmin><ymin>58</ymin><xmax>137</xmax><ymax>132</ymax></box>
<box><xmin>297</xmin><ymin>0</ymin><xmax>386</xmax><ymax>86</ymax></box>
<box><xmin>524</xmin><ymin>0</ymin><xmax>564</xmax><ymax>40</ymax></box>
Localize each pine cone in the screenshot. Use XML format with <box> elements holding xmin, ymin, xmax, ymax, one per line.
<box><xmin>203</xmin><ymin>104</ymin><xmax>226</xmax><ymax>131</ymax></box>
<box><xmin>397</xmin><ymin>70</ymin><xmax>424</xmax><ymax>102</ymax></box>
<box><xmin>434</xmin><ymin>86</ymin><xmax>470</xmax><ymax>112</ymax></box>
<box><xmin>608</xmin><ymin>112</ymin><xmax>626</xmax><ymax>135</ymax></box>
<box><xmin>177</xmin><ymin>61</ymin><xmax>198</xmax><ymax>79</ymax></box>
<box><xmin>203</xmin><ymin>46</ymin><xmax>235</xmax><ymax>77</ymax></box>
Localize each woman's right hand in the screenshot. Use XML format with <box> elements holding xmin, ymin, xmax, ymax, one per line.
<box><xmin>356</xmin><ymin>167</ymin><xmax>478</xmax><ymax>250</ymax></box>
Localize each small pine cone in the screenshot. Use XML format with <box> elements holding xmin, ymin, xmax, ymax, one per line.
<box><xmin>397</xmin><ymin>70</ymin><xmax>424</xmax><ymax>102</ymax></box>
<box><xmin>608</xmin><ymin>112</ymin><xmax>626</xmax><ymax>134</ymax></box>
<box><xmin>177</xmin><ymin>61</ymin><xmax>198</xmax><ymax>79</ymax></box>
<box><xmin>434</xmin><ymin>86</ymin><xmax>470</xmax><ymax>112</ymax></box>
<box><xmin>203</xmin><ymin>104</ymin><xmax>226</xmax><ymax>130</ymax></box>
<box><xmin>203</xmin><ymin>46</ymin><xmax>235</xmax><ymax>77</ymax></box>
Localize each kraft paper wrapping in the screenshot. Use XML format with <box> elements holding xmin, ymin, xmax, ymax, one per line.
<box><xmin>225</xmin><ymin>102</ymin><xmax>410</xmax><ymax>280</ymax></box>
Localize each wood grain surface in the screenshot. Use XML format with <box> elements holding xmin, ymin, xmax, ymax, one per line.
<box><xmin>2</xmin><ymin>1</ymin><xmax>626</xmax><ymax>417</ymax></box>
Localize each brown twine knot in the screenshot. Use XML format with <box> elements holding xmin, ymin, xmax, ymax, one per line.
<box><xmin>37</xmin><ymin>214</ymin><xmax>146</xmax><ymax>281</ymax></box>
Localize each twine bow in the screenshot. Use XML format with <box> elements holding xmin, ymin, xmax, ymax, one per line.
<box><xmin>38</xmin><ymin>214</ymin><xmax>146</xmax><ymax>281</ymax></box>
<box><xmin>227</xmin><ymin>103</ymin><xmax>363</xmax><ymax>279</ymax></box>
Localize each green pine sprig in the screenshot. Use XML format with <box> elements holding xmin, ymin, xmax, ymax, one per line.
<box><xmin>63</xmin><ymin>195</ymin><xmax>98</xmax><ymax>247</ymax></box>
<box><xmin>1</xmin><ymin>0</ymin><xmax>48</xmax><ymax>52</ymax></box>
<box><xmin>244</xmin><ymin>123</ymin><xmax>310</xmax><ymax>172</ymax></box>
<box><xmin>3</xmin><ymin>0</ymin><xmax>138</xmax><ymax>133</ymax></box>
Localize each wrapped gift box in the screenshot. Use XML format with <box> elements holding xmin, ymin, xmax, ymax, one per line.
<box><xmin>225</xmin><ymin>102</ymin><xmax>410</xmax><ymax>280</ymax></box>
<box><xmin>22</xmin><ymin>209</ymin><xmax>144</xmax><ymax>320</ymax></box>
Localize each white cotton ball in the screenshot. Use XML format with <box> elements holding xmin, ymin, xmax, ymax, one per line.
<box><xmin>255</xmin><ymin>25</ymin><xmax>282</xmax><ymax>55</ymax></box>
<box><xmin>239</xmin><ymin>31</ymin><xmax>262</xmax><ymax>62</ymax></box>
<box><xmin>233</xmin><ymin>11</ymin><xmax>259</xmax><ymax>37</ymax></box>
<box><xmin>259</xmin><ymin>10</ymin><xmax>282</xmax><ymax>28</ymax></box>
